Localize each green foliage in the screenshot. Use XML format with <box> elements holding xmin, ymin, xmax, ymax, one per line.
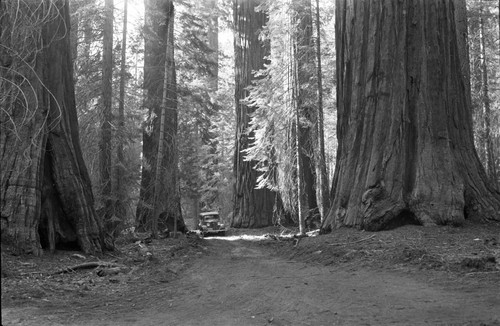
<box><xmin>243</xmin><ymin>0</ymin><xmax>336</xmax><ymax>221</ymax></box>
<box><xmin>175</xmin><ymin>0</ymin><xmax>235</xmax><ymax>220</ymax></box>
<box><xmin>72</xmin><ymin>0</ymin><xmax>143</xmax><ymax>228</ymax></box>
<box><xmin>69</xmin><ymin>0</ymin><xmax>499</xmax><ymax>232</ymax></box>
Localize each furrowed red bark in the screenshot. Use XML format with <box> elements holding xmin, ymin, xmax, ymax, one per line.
<box><xmin>323</xmin><ymin>0</ymin><xmax>500</xmax><ymax>232</ymax></box>
<box><xmin>1</xmin><ymin>0</ymin><xmax>105</xmax><ymax>254</ymax></box>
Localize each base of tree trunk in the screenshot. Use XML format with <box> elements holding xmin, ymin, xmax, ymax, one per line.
<box><xmin>321</xmin><ymin>0</ymin><xmax>500</xmax><ymax>233</ymax></box>
<box><xmin>1</xmin><ymin>0</ymin><xmax>106</xmax><ymax>255</ymax></box>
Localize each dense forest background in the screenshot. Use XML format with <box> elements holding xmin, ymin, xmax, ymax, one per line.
<box><xmin>71</xmin><ymin>0</ymin><xmax>500</xmax><ymax>225</ymax></box>
<box><xmin>1</xmin><ymin>0</ymin><xmax>499</xmax><ymax>254</ymax></box>
<box><xmin>68</xmin><ymin>0</ymin><xmax>341</xmax><ymax>233</ymax></box>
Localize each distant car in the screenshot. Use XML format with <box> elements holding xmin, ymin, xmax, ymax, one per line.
<box><xmin>198</xmin><ymin>211</ymin><xmax>226</xmax><ymax>236</ymax></box>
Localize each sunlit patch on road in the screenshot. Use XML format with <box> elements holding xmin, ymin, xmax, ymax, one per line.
<box><xmin>204</xmin><ymin>234</ymin><xmax>269</xmax><ymax>241</ymax></box>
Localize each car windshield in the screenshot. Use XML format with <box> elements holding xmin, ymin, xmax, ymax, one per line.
<box><xmin>203</xmin><ymin>216</ymin><xmax>219</xmax><ymax>222</ymax></box>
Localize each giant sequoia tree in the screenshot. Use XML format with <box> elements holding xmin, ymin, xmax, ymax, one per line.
<box><xmin>0</xmin><ymin>0</ymin><xmax>105</xmax><ymax>254</ymax></box>
<box><xmin>322</xmin><ymin>0</ymin><xmax>500</xmax><ymax>231</ymax></box>
<box><xmin>232</xmin><ymin>0</ymin><xmax>275</xmax><ymax>228</ymax></box>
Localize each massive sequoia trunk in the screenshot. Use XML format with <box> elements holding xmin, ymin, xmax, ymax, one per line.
<box><xmin>322</xmin><ymin>0</ymin><xmax>500</xmax><ymax>231</ymax></box>
<box><xmin>232</xmin><ymin>0</ymin><xmax>275</xmax><ymax>228</ymax></box>
<box><xmin>0</xmin><ymin>0</ymin><xmax>105</xmax><ymax>254</ymax></box>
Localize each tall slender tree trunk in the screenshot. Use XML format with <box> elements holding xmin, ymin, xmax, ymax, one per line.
<box><xmin>294</xmin><ymin>71</ymin><xmax>307</xmax><ymax>235</ymax></box>
<box><xmin>479</xmin><ymin>15</ymin><xmax>498</xmax><ymax>186</ymax></box>
<box><xmin>100</xmin><ymin>0</ymin><xmax>114</xmax><ymax>225</ymax></box>
<box><xmin>137</xmin><ymin>0</ymin><xmax>169</xmax><ymax>230</ymax></box>
<box><xmin>207</xmin><ymin>0</ymin><xmax>219</xmax><ymax>89</ymax></box>
<box><xmin>314</xmin><ymin>0</ymin><xmax>330</xmax><ymax>223</ymax></box>
<box><xmin>114</xmin><ymin>0</ymin><xmax>128</xmax><ymax>223</ymax></box>
<box><xmin>152</xmin><ymin>53</ymin><xmax>169</xmax><ymax>237</ymax></box>
<box><xmin>159</xmin><ymin>1</ymin><xmax>182</xmax><ymax>233</ymax></box>
<box><xmin>1</xmin><ymin>0</ymin><xmax>106</xmax><ymax>255</ymax></box>
<box><xmin>322</xmin><ymin>0</ymin><xmax>500</xmax><ymax>232</ymax></box>
<box><xmin>291</xmin><ymin>0</ymin><xmax>317</xmax><ymax>234</ymax></box>
<box><xmin>141</xmin><ymin>1</ymin><xmax>182</xmax><ymax>235</ymax></box>
<box><xmin>232</xmin><ymin>0</ymin><xmax>275</xmax><ymax>228</ymax></box>
<box><xmin>151</xmin><ymin>1</ymin><xmax>175</xmax><ymax>237</ymax></box>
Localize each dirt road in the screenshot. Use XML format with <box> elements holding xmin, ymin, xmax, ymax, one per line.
<box><xmin>2</xmin><ymin>234</ymin><xmax>500</xmax><ymax>326</ymax></box>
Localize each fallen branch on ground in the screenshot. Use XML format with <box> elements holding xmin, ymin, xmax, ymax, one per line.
<box><xmin>53</xmin><ymin>262</ymin><xmax>124</xmax><ymax>275</ymax></box>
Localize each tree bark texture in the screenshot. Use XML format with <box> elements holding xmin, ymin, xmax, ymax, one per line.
<box><xmin>152</xmin><ymin>1</ymin><xmax>173</xmax><ymax>236</ymax></box>
<box><xmin>232</xmin><ymin>0</ymin><xmax>275</xmax><ymax>228</ymax></box>
<box><xmin>292</xmin><ymin>0</ymin><xmax>317</xmax><ymax>234</ymax></box>
<box><xmin>314</xmin><ymin>0</ymin><xmax>330</xmax><ymax>222</ymax></box>
<box><xmin>137</xmin><ymin>0</ymin><xmax>169</xmax><ymax>230</ymax></box>
<box><xmin>323</xmin><ymin>0</ymin><xmax>500</xmax><ymax>231</ymax></box>
<box><xmin>0</xmin><ymin>0</ymin><xmax>105</xmax><ymax>254</ymax></box>
<box><xmin>114</xmin><ymin>0</ymin><xmax>128</xmax><ymax>222</ymax></box>
<box><xmin>159</xmin><ymin>1</ymin><xmax>183</xmax><ymax>233</ymax></box>
<box><xmin>139</xmin><ymin>0</ymin><xmax>182</xmax><ymax>233</ymax></box>
<box><xmin>453</xmin><ymin>0</ymin><xmax>472</xmax><ymax>112</ymax></box>
<box><xmin>100</xmin><ymin>0</ymin><xmax>114</xmax><ymax>224</ymax></box>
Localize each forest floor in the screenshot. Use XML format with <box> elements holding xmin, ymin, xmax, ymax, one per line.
<box><xmin>1</xmin><ymin>221</ymin><xmax>500</xmax><ymax>326</ymax></box>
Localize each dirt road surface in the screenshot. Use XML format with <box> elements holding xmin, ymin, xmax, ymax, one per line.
<box><xmin>2</xmin><ymin>231</ymin><xmax>499</xmax><ymax>326</ymax></box>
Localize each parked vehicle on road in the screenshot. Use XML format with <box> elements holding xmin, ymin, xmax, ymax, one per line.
<box><xmin>198</xmin><ymin>211</ymin><xmax>226</xmax><ymax>236</ymax></box>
